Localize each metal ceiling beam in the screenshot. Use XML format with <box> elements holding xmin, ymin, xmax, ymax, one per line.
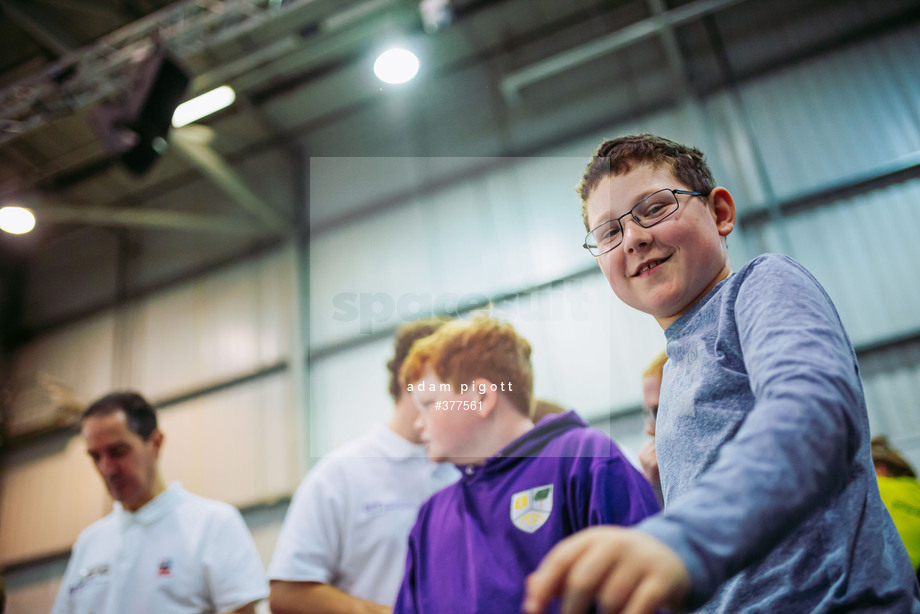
<box><xmin>646</xmin><ymin>0</ymin><xmax>691</xmax><ymax>98</ymax></box>
<box><xmin>500</xmin><ymin>0</ymin><xmax>752</xmax><ymax>105</ymax></box>
<box><xmin>0</xmin><ymin>0</ymin><xmax>371</xmax><ymax>146</ymax></box>
<box><xmin>170</xmin><ymin>125</ymin><xmax>286</xmax><ymax>234</ymax></box>
<box><xmin>32</xmin><ymin>203</ymin><xmax>264</xmax><ymax>234</ymax></box>
<box><xmin>0</xmin><ymin>0</ymin><xmax>79</xmax><ymax>57</ymax></box>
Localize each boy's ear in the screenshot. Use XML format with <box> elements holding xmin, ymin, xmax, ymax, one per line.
<box><xmin>472</xmin><ymin>378</ymin><xmax>499</xmax><ymax>418</ymax></box>
<box><xmin>708</xmin><ymin>187</ymin><xmax>735</xmax><ymax>237</ymax></box>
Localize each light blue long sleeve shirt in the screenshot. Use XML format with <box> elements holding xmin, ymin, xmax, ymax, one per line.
<box><xmin>637</xmin><ymin>254</ymin><xmax>920</xmax><ymax>612</ymax></box>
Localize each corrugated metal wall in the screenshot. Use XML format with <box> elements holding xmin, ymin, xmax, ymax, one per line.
<box><xmin>4</xmin><ymin>15</ymin><xmax>920</xmax><ymax>614</ymax></box>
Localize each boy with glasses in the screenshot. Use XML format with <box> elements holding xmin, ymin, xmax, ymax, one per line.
<box><xmin>393</xmin><ymin>315</ymin><xmax>659</xmax><ymax>614</ymax></box>
<box><xmin>524</xmin><ymin>134</ymin><xmax>920</xmax><ymax>614</ymax></box>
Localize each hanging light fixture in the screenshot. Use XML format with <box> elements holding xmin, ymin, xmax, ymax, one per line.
<box><xmin>374</xmin><ymin>48</ymin><xmax>419</xmax><ymax>84</ymax></box>
<box><xmin>172</xmin><ymin>85</ymin><xmax>237</xmax><ymax>128</ymax></box>
<box><xmin>0</xmin><ymin>206</ymin><xmax>36</xmax><ymax>234</ymax></box>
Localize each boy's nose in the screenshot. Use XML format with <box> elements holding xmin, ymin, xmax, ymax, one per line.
<box><xmin>621</xmin><ymin>217</ymin><xmax>652</xmax><ymax>252</ymax></box>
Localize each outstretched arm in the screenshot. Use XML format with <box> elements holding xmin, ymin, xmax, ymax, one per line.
<box><xmin>525</xmin><ymin>256</ymin><xmax>867</xmax><ymax>613</ymax></box>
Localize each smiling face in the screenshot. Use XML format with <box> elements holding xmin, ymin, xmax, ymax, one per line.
<box><xmin>585</xmin><ymin>163</ymin><xmax>735</xmax><ymax>329</ymax></box>
<box><xmin>82</xmin><ymin>410</ymin><xmax>163</xmax><ymax>511</ymax></box>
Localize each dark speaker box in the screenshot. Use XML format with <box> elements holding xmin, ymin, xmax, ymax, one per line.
<box><xmin>90</xmin><ymin>48</ymin><xmax>190</xmax><ymax>175</ymax></box>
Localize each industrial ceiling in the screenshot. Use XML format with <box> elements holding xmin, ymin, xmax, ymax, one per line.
<box><xmin>0</xmin><ymin>0</ymin><xmax>917</xmax><ymax>346</ymax></box>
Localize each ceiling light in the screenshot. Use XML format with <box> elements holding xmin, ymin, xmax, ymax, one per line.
<box><xmin>171</xmin><ymin>85</ymin><xmax>236</xmax><ymax>128</ymax></box>
<box><xmin>374</xmin><ymin>49</ymin><xmax>419</xmax><ymax>84</ymax></box>
<box><xmin>0</xmin><ymin>206</ymin><xmax>36</xmax><ymax>234</ymax></box>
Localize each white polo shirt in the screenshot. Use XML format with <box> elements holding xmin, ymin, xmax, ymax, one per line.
<box><xmin>52</xmin><ymin>482</ymin><xmax>268</xmax><ymax>614</ymax></box>
<box><xmin>268</xmin><ymin>424</ymin><xmax>459</xmax><ymax>605</ymax></box>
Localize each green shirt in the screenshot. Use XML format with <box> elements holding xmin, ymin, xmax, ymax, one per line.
<box><xmin>877</xmin><ymin>475</ymin><xmax>920</xmax><ymax>569</ymax></box>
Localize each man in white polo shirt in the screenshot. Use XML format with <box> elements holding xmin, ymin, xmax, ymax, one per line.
<box><xmin>51</xmin><ymin>392</ymin><xmax>268</xmax><ymax>614</ymax></box>
<box><xmin>268</xmin><ymin>318</ymin><xmax>459</xmax><ymax>614</ymax></box>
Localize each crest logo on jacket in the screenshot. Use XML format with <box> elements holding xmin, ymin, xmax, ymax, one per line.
<box><xmin>510</xmin><ymin>484</ymin><xmax>553</xmax><ymax>533</ymax></box>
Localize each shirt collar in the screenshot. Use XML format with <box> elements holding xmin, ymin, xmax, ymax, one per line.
<box><xmin>371</xmin><ymin>424</ymin><xmax>429</xmax><ymax>459</ymax></box>
<box><xmin>115</xmin><ymin>482</ymin><xmax>183</xmax><ymax>529</ymax></box>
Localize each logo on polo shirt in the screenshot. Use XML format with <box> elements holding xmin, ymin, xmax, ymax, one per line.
<box><xmin>158</xmin><ymin>558</ymin><xmax>173</xmax><ymax>576</ymax></box>
<box><xmin>510</xmin><ymin>484</ymin><xmax>553</xmax><ymax>533</ymax></box>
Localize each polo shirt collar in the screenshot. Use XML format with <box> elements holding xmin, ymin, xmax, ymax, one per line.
<box><xmin>371</xmin><ymin>424</ymin><xmax>428</xmax><ymax>459</ymax></box>
<box><xmin>115</xmin><ymin>482</ymin><xmax>184</xmax><ymax>529</ymax></box>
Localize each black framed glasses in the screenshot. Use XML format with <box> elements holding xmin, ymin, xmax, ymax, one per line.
<box><xmin>583</xmin><ymin>188</ymin><xmax>704</xmax><ymax>257</ymax></box>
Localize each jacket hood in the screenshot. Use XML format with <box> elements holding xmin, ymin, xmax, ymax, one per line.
<box><xmin>468</xmin><ymin>410</ymin><xmax>588</xmax><ymax>478</ymax></box>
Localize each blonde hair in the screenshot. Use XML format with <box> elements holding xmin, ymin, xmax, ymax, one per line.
<box><xmin>401</xmin><ymin>315</ymin><xmax>534</xmax><ymax>416</ymax></box>
<box><xmin>642</xmin><ymin>351</ymin><xmax>668</xmax><ymax>379</ymax></box>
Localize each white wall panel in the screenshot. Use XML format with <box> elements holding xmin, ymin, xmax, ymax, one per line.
<box><xmin>508</xmin><ymin>156</ymin><xmax>599</xmax><ymax>278</ymax></box>
<box><xmin>0</xmin><ymin>433</ymin><xmax>108</xmax><ymax>567</ymax></box>
<box><xmin>245</xmin><ymin>503</ymin><xmax>287</xmax><ymax>571</ymax></box>
<box><xmin>739</xmin><ymin>23</ymin><xmax>920</xmax><ymax>200</ymax></box>
<box><xmin>308</xmin><ymin>273</ymin><xmax>665</xmax><ymax>454</ymax></box>
<box><xmin>309</xmin><ymin>155</ymin><xmax>591</xmax><ymax>347</ymax></box>
<box><xmin>7</xmin><ymin>311</ymin><xmax>115</xmax><ymax>435</ymax></box>
<box><xmin>755</xmin><ymin>178</ymin><xmax>920</xmax><ymax>346</ymax></box>
<box><xmin>698</xmin><ymin>94</ymin><xmax>769</xmax><ymax>215</ymax></box>
<box><xmin>127</xmin><ymin>249</ymin><xmax>292</xmax><ymax>399</ymax></box>
<box><xmin>309</xmin><ymin>199</ymin><xmax>435</xmax><ymax>345</ymax></box>
<box><xmin>309</xmin><ymin>156</ymin><xmax>423</xmax><ymax>226</ymax></box>
<box><xmin>3</xmin><ymin>560</ymin><xmax>65</xmax><ymax>614</ymax></box>
<box><xmin>241</xmin><ymin>502</ymin><xmax>287</xmax><ymax>614</ymax></box>
<box><xmin>863</xmin><ymin>364</ymin><xmax>920</xmax><ymax>474</ymax></box>
<box><xmin>492</xmin><ymin>274</ymin><xmax>665</xmax><ymax>421</ymax></box>
<box><xmin>308</xmin><ymin>337</ymin><xmax>393</xmax><ymax>459</ymax></box>
<box><xmin>157</xmin><ymin>370</ymin><xmax>298</xmax><ymax>508</ymax></box>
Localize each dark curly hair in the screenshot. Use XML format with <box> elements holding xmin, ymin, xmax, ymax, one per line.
<box><xmin>387</xmin><ymin>318</ymin><xmax>452</xmax><ymax>401</ymax></box>
<box><xmin>577</xmin><ymin>134</ymin><xmax>715</xmax><ymax>231</ymax></box>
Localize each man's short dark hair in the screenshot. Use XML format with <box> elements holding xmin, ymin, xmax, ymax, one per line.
<box><xmin>387</xmin><ymin>318</ymin><xmax>452</xmax><ymax>402</ymax></box>
<box><xmin>82</xmin><ymin>391</ymin><xmax>158</xmax><ymax>440</ymax></box>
